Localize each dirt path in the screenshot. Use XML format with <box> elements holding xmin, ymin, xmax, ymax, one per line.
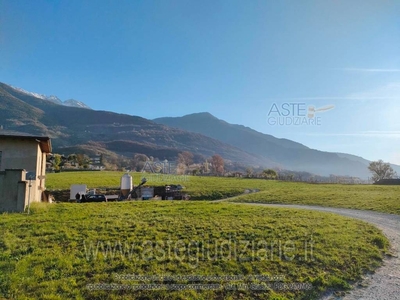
<box><xmin>231</xmin><ymin>203</ymin><xmax>400</xmax><ymax>300</ymax></box>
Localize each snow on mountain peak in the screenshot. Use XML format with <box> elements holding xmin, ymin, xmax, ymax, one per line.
<box><xmin>11</xmin><ymin>86</ymin><xmax>47</xmax><ymax>100</ymax></box>
<box><xmin>10</xmin><ymin>85</ymin><xmax>91</xmax><ymax>109</ymax></box>
<box><xmin>63</xmin><ymin>99</ymin><xmax>91</xmax><ymax>109</ymax></box>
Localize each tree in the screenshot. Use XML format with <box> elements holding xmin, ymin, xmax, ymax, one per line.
<box><xmin>368</xmin><ymin>160</ymin><xmax>397</xmax><ymax>182</ymax></box>
<box><xmin>211</xmin><ymin>154</ymin><xmax>224</xmax><ymax>176</ymax></box>
<box><xmin>131</xmin><ymin>153</ymin><xmax>149</xmax><ymax>172</ymax></box>
<box><xmin>245</xmin><ymin>167</ymin><xmax>253</xmax><ymax>178</ymax></box>
<box><xmin>76</xmin><ymin>154</ymin><xmax>90</xmax><ymax>167</ymax></box>
<box><xmin>261</xmin><ymin>169</ymin><xmax>277</xmax><ymax>180</ymax></box>
<box><xmin>53</xmin><ymin>154</ymin><xmax>62</xmax><ymax>171</ymax></box>
<box><xmin>177</xmin><ymin>151</ymin><xmax>194</xmax><ymax>175</ymax></box>
<box><xmin>67</xmin><ymin>154</ymin><xmax>77</xmax><ymax>166</ymax></box>
<box><xmin>199</xmin><ymin>160</ymin><xmax>210</xmax><ymax>174</ymax></box>
<box><xmin>178</xmin><ymin>151</ymin><xmax>194</xmax><ymax>167</ymax></box>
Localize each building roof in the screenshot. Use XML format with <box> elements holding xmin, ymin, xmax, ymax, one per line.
<box><xmin>0</xmin><ymin>133</ymin><xmax>52</xmax><ymax>153</ymax></box>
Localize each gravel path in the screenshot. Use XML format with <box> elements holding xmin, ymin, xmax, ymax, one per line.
<box><xmin>233</xmin><ymin>203</ymin><xmax>400</xmax><ymax>300</ymax></box>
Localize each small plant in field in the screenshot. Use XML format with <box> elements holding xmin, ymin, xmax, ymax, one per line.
<box><xmin>371</xmin><ymin>236</ymin><xmax>388</xmax><ymax>249</ymax></box>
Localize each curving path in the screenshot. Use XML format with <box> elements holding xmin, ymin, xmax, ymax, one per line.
<box><xmin>232</xmin><ymin>203</ymin><xmax>400</xmax><ymax>300</ymax></box>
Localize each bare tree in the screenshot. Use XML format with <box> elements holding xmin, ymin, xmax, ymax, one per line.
<box><xmin>132</xmin><ymin>153</ymin><xmax>149</xmax><ymax>172</ymax></box>
<box><xmin>211</xmin><ymin>154</ymin><xmax>224</xmax><ymax>176</ymax></box>
<box><xmin>178</xmin><ymin>151</ymin><xmax>194</xmax><ymax>167</ymax></box>
<box><xmin>176</xmin><ymin>151</ymin><xmax>193</xmax><ymax>175</ymax></box>
<box><xmin>368</xmin><ymin>160</ymin><xmax>397</xmax><ymax>182</ymax></box>
<box><xmin>245</xmin><ymin>167</ymin><xmax>253</xmax><ymax>178</ymax></box>
<box><xmin>200</xmin><ymin>159</ymin><xmax>211</xmax><ymax>174</ymax></box>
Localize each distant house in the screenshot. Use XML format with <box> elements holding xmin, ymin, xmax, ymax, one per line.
<box><xmin>90</xmin><ymin>155</ymin><xmax>102</xmax><ymax>164</ymax></box>
<box><xmin>0</xmin><ymin>134</ymin><xmax>52</xmax><ymax>212</ymax></box>
<box><xmin>88</xmin><ymin>155</ymin><xmax>105</xmax><ymax>170</ymax></box>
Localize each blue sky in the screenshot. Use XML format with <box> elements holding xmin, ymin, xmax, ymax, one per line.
<box><xmin>1</xmin><ymin>0</ymin><xmax>399</xmax><ymax>164</ymax></box>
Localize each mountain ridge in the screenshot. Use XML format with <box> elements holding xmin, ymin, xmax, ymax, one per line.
<box><xmin>1</xmin><ymin>81</ymin><xmax>395</xmax><ymax>179</ymax></box>
<box><xmin>0</xmin><ymin>82</ymin><xmax>267</xmax><ymax>167</ymax></box>
<box><xmin>154</xmin><ymin>112</ymin><xmax>389</xmax><ymax>179</ymax></box>
<box><xmin>9</xmin><ymin>84</ymin><xmax>92</xmax><ymax>109</ymax></box>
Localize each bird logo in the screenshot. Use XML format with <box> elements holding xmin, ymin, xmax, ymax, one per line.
<box><xmin>307</xmin><ymin>105</ymin><xmax>335</xmax><ymax>118</ymax></box>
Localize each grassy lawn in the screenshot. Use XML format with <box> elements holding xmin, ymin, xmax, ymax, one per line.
<box><xmin>46</xmin><ymin>171</ymin><xmax>273</xmax><ymax>200</ymax></box>
<box><xmin>230</xmin><ymin>181</ymin><xmax>400</xmax><ymax>215</ymax></box>
<box><xmin>46</xmin><ymin>172</ymin><xmax>400</xmax><ymax>215</ymax></box>
<box><xmin>0</xmin><ymin>201</ymin><xmax>388</xmax><ymax>300</ymax></box>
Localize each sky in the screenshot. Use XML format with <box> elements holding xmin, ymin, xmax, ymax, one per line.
<box><xmin>1</xmin><ymin>0</ymin><xmax>399</xmax><ymax>164</ymax></box>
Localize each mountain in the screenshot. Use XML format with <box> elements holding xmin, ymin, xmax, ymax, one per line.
<box><xmin>2</xmin><ymin>81</ymin><xmax>393</xmax><ymax>179</ymax></box>
<box><xmin>154</xmin><ymin>113</ymin><xmax>375</xmax><ymax>178</ymax></box>
<box><xmin>63</xmin><ymin>99</ymin><xmax>91</xmax><ymax>109</ymax></box>
<box><xmin>9</xmin><ymin>85</ymin><xmax>92</xmax><ymax>109</ymax></box>
<box><xmin>336</xmin><ymin>153</ymin><xmax>400</xmax><ymax>175</ymax></box>
<box><xmin>0</xmin><ymin>82</ymin><xmax>264</xmax><ymax>166</ymax></box>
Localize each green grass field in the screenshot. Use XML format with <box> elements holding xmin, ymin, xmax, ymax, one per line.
<box><xmin>0</xmin><ymin>201</ymin><xmax>388</xmax><ymax>300</ymax></box>
<box><xmin>230</xmin><ymin>181</ymin><xmax>400</xmax><ymax>215</ymax></box>
<box><xmin>1</xmin><ymin>171</ymin><xmax>394</xmax><ymax>299</ymax></box>
<box><xmin>46</xmin><ymin>171</ymin><xmax>272</xmax><ymax>200</ymax></box>
<box><xmin>46</xmin><ymin>172</ymin><xmax>400</xmax><ymax>214</ymax></box>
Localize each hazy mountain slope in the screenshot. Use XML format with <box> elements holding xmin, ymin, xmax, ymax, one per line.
<box><xmin>154</xmin><ymin>112</ymin><xmax>371</xmax><ymax>178</ymax></box>
<box><xmin>155</xmin><ymin>112</ymin><xmax>308</xmax><ymax>151</ymax></box>
<box><xmin>337</xmin><ymin>152</ymin><xmax>400</xmax><ymax>175</ymax></box>
<box><xmin>0</xmin><ymin>82</ymin><xmax>265</xmax><ymax>165</ymax></box>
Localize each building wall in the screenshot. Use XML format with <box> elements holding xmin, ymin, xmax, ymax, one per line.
<box><xmin>0</xmin><ymin>139</ymin><xmax>39</xmax><ymax>172</ymax></box>
<box><xmin>34</xmin><ymin>144</ymin><xmax>47</xmax><ymax>198</ymax></box>
<box><xmin>0</xmin><ymin>139</ymin><xmax>46</xmax><ymax>204</ymax></box>
<box><xmin>0</xmin><ymin>169</ymin><xmax>29</xmax><ymax>212</ymax></box>
<box><xmin>40</xmin><ymin>151</ymin><xmax>47</xmax><ymax>190</ymax></box>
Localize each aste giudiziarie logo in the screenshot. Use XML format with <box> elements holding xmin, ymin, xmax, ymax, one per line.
<box><xmin>267</xmin><ymin>103</ymin><xmax>335</xmax><ymax>126</ymax></box>
<box><xmin>141</xmin><ymin>160</ymin><xmax>189</xmax><ymax>183</ymax></box>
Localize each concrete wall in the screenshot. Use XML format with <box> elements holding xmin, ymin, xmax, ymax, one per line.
<box><xmin>0</xmin><ymin>139</ymin><xmax>38</xmax><ymax>172</ymax></box>
<box><xmin>0</xmin><ymin>169</ymin><xmax>29</xmax><ymax>212</ymax></box>
<box><xmin>0</xmin><ymin>139</ymin><xmax>46</xmax><ymax>203</ymax></box>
